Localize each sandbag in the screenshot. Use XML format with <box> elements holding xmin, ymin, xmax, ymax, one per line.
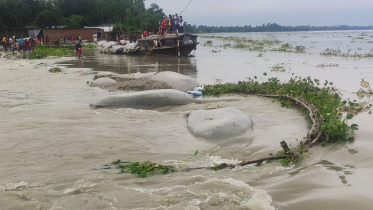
<box><xmin>188</xmin><ymin>107</ymin><xmax>252</xmax><ymax>140</ymax></box>
<box><xmin>91</xmin><ymin>89</ymin><xmax>195</xmax><ymax>109</ymax></box>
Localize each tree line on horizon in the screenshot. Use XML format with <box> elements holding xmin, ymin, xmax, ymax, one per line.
<box><xmin>183</xmin><ymin>23</ymin><xmax>373</xmax><ymax>33</ymax></box>
<box><xmin>0</xmin><ymin>0</ymin><xmax>164</xmax><ymax>33</ymax></box>
<box><xmin>1</xmin><ymin>0</ymin><xmax>372</xmax><ymax>34</ymax></box>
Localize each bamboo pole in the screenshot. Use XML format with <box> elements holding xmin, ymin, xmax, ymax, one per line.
<box><xmin>177</xmin><ymin>29</ymin><xmax>180</xmax><ymax>57</ymax></box>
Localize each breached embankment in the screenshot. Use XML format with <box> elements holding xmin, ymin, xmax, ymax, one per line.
<box><xmin>0</xmin><ymin>56</ymin><xmax>309</xmax><ymax>210</ymax></box>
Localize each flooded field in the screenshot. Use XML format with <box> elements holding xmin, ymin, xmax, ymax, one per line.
<box><xmin>1</xmin><ymin>30</ymin><xmax>373</xmax><ymax>209</ymax></box>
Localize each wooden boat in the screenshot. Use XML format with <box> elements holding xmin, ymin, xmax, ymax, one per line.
<box><xmin>137</xmin><ymin>33</ymin><xmax>199</xmax><ymax>56</ymax></box>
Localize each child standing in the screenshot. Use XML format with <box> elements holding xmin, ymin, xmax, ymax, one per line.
<box><xmin>77</xmin><ymin>47</ymin><xmax>83</xmax><ymax>60</ymax></box>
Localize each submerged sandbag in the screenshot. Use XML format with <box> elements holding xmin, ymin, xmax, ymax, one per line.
<box><xmin>97</xmin><ymin>41</ymin><xmax>106</xmax><ymax>48</ymax></box>
<box><xmin>109</xmin><ymin>45</ymin><xmax>125</xmax><ymax>54</ymax></box>
<box><xmin>90</xmin><ymin>77</ymin><xmax>117</xmax><ymax>88</ymax></box>
<box><xmin>91</xmin><ymin>89</ymin><xmax>195</xmax><ymax>109</ymax></box>
<box><xmin>187</xmin><ymin>107</ymin><xmax>252</xmax><ymax>139</ymax></box>
<box><xmin>97</xmin><ymin>41</ymin><xmax>119</xmax><ymax>53</ymax></box>
<box><xmin>123</xmin><ymin>43</ymin><xmax>140</xmax><ymax>53</ymax></box>
<box><xmin>141</xmin><ymin>71</ymin><xmax>200</xmax><ymax>92</ymax></box>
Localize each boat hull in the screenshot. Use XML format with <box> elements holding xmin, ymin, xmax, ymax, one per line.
<box><xmin>139</xmin><ymin>43</ymin><xmax>198</xmax><ymax>56</ymax></box>
<box><xmin>138</xmin><ymin>33</ymin><xmax>198</xmax><ymax>57</ymax></box>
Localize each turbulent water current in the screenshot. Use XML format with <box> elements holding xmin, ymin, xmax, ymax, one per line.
<box><xmin>1</xmin><ymin>30</ymin><xmax>373</xmax><ymax>209</ymax></box>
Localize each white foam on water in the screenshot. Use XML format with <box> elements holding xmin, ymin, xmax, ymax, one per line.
<box><xmin>0</xmin><ymin>181</ymin><xmax>44</xmax><ymax>191</ymax></box>
<box><xmin>205</xmin><ymin>155</ymin><xmax>241</xmax><ymax>166</ymax></box>
<box><xmin>119</xmin><ymin>177</ymin><xmax>276</xmax><ymax>209</ymax></box>
<box><xmin>63</xmin><ymin>183</ymin><xmax>98</xmax><ymax>194</ymax></box>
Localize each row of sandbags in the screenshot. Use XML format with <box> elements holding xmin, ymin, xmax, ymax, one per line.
<box><xmin>96</xmin><ymin>40</ymin><xmax>140</xmax><ymax>54</ymax></box>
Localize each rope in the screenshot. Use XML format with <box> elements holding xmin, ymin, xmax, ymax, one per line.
<box><xmin>144</xmin><ymin>0</ymin><xmax>193</xmax><ymax>58</ymax></box>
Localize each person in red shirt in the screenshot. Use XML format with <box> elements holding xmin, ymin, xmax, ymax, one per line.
<box><xmin>161</xmin><ymin>16</ymin><xmax>167</xmax><ymax>35</ymax></box>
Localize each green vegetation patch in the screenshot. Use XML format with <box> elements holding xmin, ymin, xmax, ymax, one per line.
<box><xmin>83</xmin><ymin>44</ymin><xmax>97</xmax><ymax>49</ymax></box>
<box><xmin>30</xmin><ymin>44</ymin><xmax>95</xmax><ymax>59</ymax></box>
<box><xmin>203</xmin><ymin>40</ymin><xmax>213</xmax><ymax>46</ymax></box>
<box><xmin>112</xmin><ymin>160</ymin><xmax>176</xmax><ymax>178</ymax></box>
<box><xmin>321</xmin><ymin>48</ymin><xmax>373</xmax><ymax>58</ymax></box>
<box><xmin>48</xmin><ymin>67</ymin><xmax>62</xmax><ymax>73</ymax></box>
<box><xmin>202</xmin><ymin>35</ymin><xmax>306</xmax><ymax>53</ymax></box>
<box><xmin>30</xmin><ymin>45</ymin><xmax>74</xmax><ymax>59</ymax></box>
<box><xmin>271</xmin><ymin>64</ymin><xmax>286</xmax><ymax>72</ymax></box>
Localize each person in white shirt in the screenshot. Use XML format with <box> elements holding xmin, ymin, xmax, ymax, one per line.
<box><xmin>179</xmin><ymin>16</ymin><xmax>184</xmax><ymax>32</ymax></box>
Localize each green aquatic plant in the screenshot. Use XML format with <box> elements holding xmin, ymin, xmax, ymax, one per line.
<box><xmin>112</xmin><ymin>160</ymin><xmax>176</xmax><ymax>178</ymax></box>
<box><xmin>83</xmin><ymin>44</ymin><xmax>97</xmax><ymax>49</ymax></box>
<box><xmin>48</xmin><ymin>67</ymin><xmax>62</xmax><ymax>73</ymax></box>
<box><xmin>201</xmin><ymin>35</ymin><xmax>294</xmax><ymax>52</ymax></box>
<box><xmin>276</xmin><ymin>140</ymin><xmax>309</xmax><ymax>165</ymax></box>
<box><xmin>316</xmin><ymin>63</ymin><xmax>339</xmax><ymax>68</ymax></box>
<box><xmin>204</xmin><ymin>40</ymin><xmax>213</xmax><ymax>46</ymax></box>
<box><xmin>271</xmin><ymin>64</ymin><xmax>286</xmax><ymax>72</ymax></box>
<box><xmin>221</xmin><ymin>43</ymin><xmax>231</xmax><ymax>48</ymax></box>
<box><xmin>30</xmin><ymin>44</ymin><xmax>96</xmax><ymax>59</ymax></box>
<box><xmin>31</xmin><ymin>45</ymin><xmax>74</xmax><ymax>59</ymax></box>
<box><xmin>295</xmin><ymin>45</ymin><xmax>306</xmax><ymax>53</ymax></box>
<box><xmin>321</xmin><ymin>48</ymin><xmax>373</xmax><ymax>58</ymax></box>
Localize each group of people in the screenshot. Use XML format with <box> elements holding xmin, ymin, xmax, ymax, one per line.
<box><xmin>61</xmin><ymin>34</ymin><xmax>81</xmax><ymax>44</ymax></box>
<box><xmin>111</xmin><ymin>32</ymin><xmax>143</xmax><ymax>43</ymax></box>
<box><xmin>160</xmin><ymin>14</ymin><xmax>184</xmax><ymax>35</ymax></box>
<box><xmin>2</xmin><ymin>36</ymin><xmax>41</xmax><ymax>55</ymax></box>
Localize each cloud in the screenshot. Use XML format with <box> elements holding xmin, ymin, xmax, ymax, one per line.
<box><xmin>145</xmin><ymin>0</ymin><xmax>373</xmax><ymax>26</ymax></box>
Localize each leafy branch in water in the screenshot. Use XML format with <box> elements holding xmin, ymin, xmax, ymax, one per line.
<box><xmin>112</xmin><ymin>160</ymin><xmax>176</xmax><ymax>178</ymax></box>
<box><xmin>179</xmin><ymin>150</ymin><xmax>199</xmax><ymax>167</ymax></box>
<box><xmin>110</xmin><ymin>141</ymin><xmax>305</xmax><ymax>177</ymax></box>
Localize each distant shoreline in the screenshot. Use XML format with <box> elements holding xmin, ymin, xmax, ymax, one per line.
<box><xmin>191</xmin><ymin>29</ymin><xmax>373</xmax><ymax>34</ymax></box>
<box><xmin>183</xmin><ymin>23</ymin><xmax>373</xmax><ymax>33</ymax></box>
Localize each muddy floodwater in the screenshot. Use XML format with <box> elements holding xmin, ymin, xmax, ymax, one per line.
<box><xmin>1</xmin><ymin>30</ymin><xmax>373</xmax><ymax>209</ymax></box>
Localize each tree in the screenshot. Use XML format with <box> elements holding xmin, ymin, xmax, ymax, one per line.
<box><xmin>63</xmin><ymin>15</ymin><xmax>87</xmax><ymax>28</ymax></box>
<box><xmin>34</xmin><ymin>0</ymin><xmax>62</xmax><ymax>28</ymax></box>
<box><xmin>0</xmin><ymin>0</ymin><xmax>31</xmax><ymax>28</ymax></box>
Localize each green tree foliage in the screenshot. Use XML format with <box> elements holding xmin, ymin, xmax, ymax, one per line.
<box><xmin>0</xmin><ymin>0</ymin><xmax>32</xmax><ymax>28</ymax></box>
<box><xmin>34</xmin><ymin>0</ymin><xmax>62</xmax><ymax>28</ymax></box>
<box><xmin>63</xmin><ymin>15</ymin><xmax>87</xmax><ymax>28</ymax></box>
<box><xmin>0</xmin><ymin>0</ymin><xmax>164</xmax><ymax>32</ymax></box>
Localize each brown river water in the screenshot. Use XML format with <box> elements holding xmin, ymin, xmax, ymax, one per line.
<box><xmin>1</xmin><ymin>30</ymin><xmax>373</xmax><ymax>209</ymax></box>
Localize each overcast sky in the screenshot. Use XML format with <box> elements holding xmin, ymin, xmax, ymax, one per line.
<box><xmin>145</xmin><ymin>0</ymin><xmax>373</xmax><ymax>26</ymax></box>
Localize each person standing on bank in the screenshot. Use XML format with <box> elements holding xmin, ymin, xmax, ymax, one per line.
<box><xmin>11</xmin><ymin>38</ymin><xmax>16</xmax><ymax>55</ymax></box>
<box><xmin>160</xmin><ymin>16</ymin><xmax>167</xmax><ymax>35</ymax></box>
<box><xmin>168</xmin><ymin>15</ymin><xmax>172</xmax><ymax>32</ymax></box>
<box><xmin>2</xmin><ymin>36</ymin><xmax>7</xmax><ymax>51</ymax></box>
<box><xmin>97</xmin><ymin>30</ymin><xmax>101</xmax><ymax>40</ymax></box>
<box><xmin>174</xmin><ymin>14</ymin><xmax>180</xmax><ymax>32</ymax></box>
<box><xmin>179</xmin><ymin>16</ymin><xmax>184</xmax><ymax>32</ymax></box>
<box><xmin>75</xmin><ymin>40</ymin><xmax>81</xmax><ymax>58</ymax></box>
<box><xmin>171</xmin><ymin>15</ymin><xmax>177</xmax><ymax>32</ymax></box>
